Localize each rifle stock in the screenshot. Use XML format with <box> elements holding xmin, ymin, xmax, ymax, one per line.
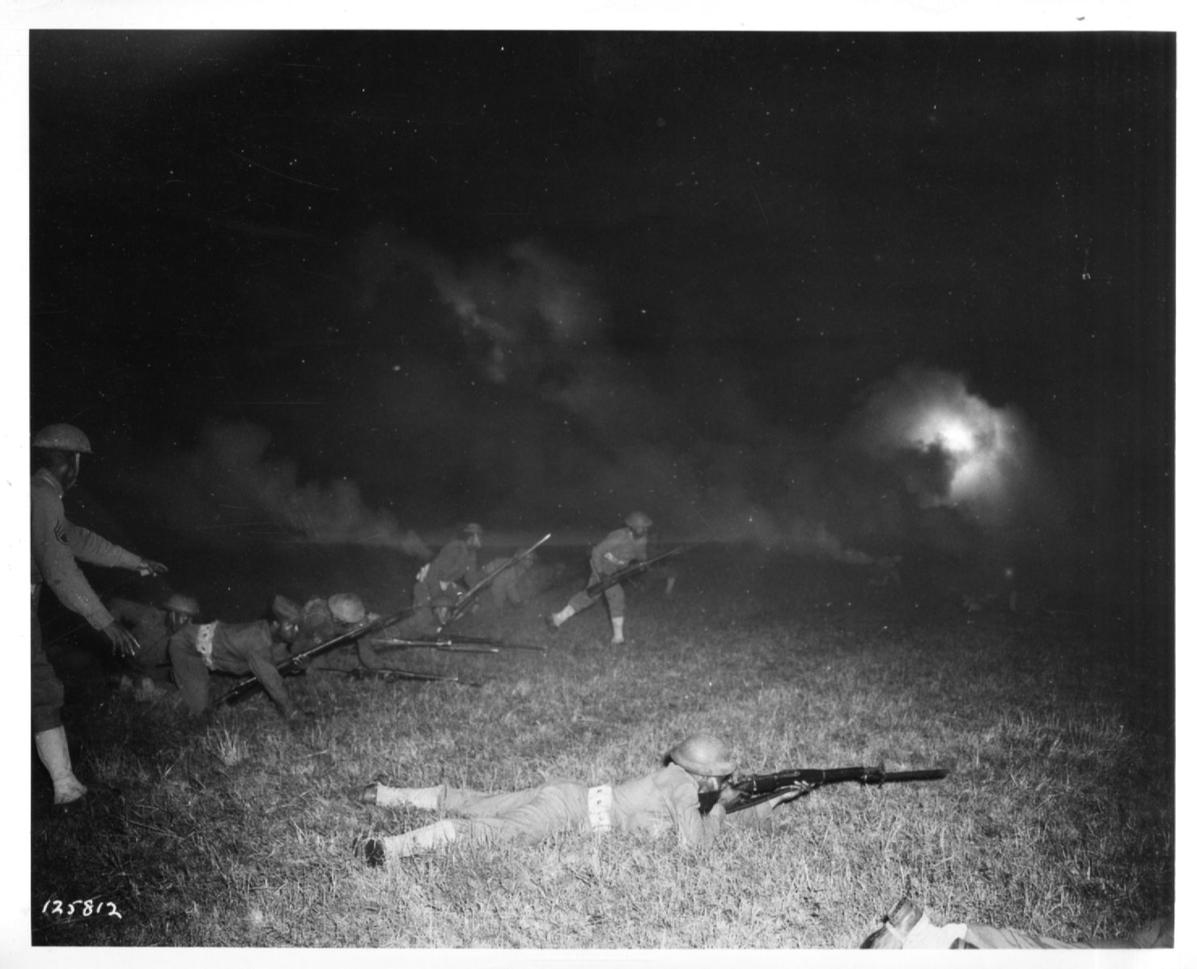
<box><xmin>700</xmin><ymin>765</ymin><xmax>950</xmax><ymax>814</ymax></box>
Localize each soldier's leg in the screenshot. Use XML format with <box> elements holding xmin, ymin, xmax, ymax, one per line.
<box><xmin>376</xmin><ymin>785</ymin><xmax>584</xmax><ymax>861</ymax></box>
<box><xmin>32</xmin><ymin>616</ymin><xmax>87</xmax><ymax>805</ymax></box>
<box><xmin>371</xmin><ymin>784</ymin><xmax>536</xmax><ymax>814</ymax></box>
<box><xmin>549</xmin><ymin>584</ymin><xmax>598</xmax><ymax>627</ymax></box>
<box><xmin>168</xmin><ymin>637</ymin><xmax>212</xmax><ymax>715</ymax></box>
<box><xmin>605</xmin><ymin>585</ymin><xmax>627</xmax><ymax>643</ymax></box>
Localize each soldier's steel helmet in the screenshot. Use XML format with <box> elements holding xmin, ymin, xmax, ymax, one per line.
<box><xmin>463</xmin><ymin>522</ymin><xmax>484</xmax><ymax>536</ymax></box>
<box><xmin>328</xmin><ymin>592</ymin><xmax>366</xmax><ymax>624</ymax></box>
<box><xmin>32</xmin><ymin>423</ymin><xmax>93</xmax><ymax>454</ymax></box>
<box><xmin>272</xmin><ymin>595</ymin><xmax>301</xmax><ymax>622</ymax></box>
<box><xmin>162</xmin><ymin>593</ymin><xmax>201</xmax><ymax>617</ymax></box>
<box><xmin>625</xmin><ymin>511</ymin><xmax>653</xmax><ymax>530</ymax></box>
<box><xmin>668</xmin><ymin>734</ymin><xmax>736</xmax><ymax>777</ymax></box>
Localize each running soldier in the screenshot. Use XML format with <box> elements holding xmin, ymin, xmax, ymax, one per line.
<box><xmin>546</xmin><ymin>511</ymin><xmax>652</xmax><ymax>645</ymax></box>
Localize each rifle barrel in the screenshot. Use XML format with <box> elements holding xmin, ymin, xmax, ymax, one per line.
<box><xmin>723</xmin><ymin>765</ymin><xmax>950</xmax><ymax>813</ymax></box>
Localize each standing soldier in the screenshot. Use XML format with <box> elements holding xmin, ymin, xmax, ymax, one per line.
<box><xmin>403</xmin><ymin>522</ymin><xmax>485</xmax><ymax>632</ymax></box>
<box><xmin>546</xmin><ymin>511</ymin><xmax>652</xmax><ymax>645</ymax></box>
<box><xmin>31</xmin><ymin>423</ymin><xmax>168</xmax><ymax>805</ymax></box>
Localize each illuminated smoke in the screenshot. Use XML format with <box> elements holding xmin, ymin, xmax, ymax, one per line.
<box><xmin>120</xmin><ymin>422</ymin><xmax>430</xmax><ymax>556</ymax></box>
<box><xmin>385</xmin><ymin>233</ymin><xmax>606</xmax><ymax>383</ymax></box>
<box><xmin>841</xmin><ymin>365</ymin><xmax>1035</xmax><ymax>527</ymax></box>
<box><xmin>365</xmin><ymin>231</ymin><xmax>1042</xmax><ymax>564</ymax></box>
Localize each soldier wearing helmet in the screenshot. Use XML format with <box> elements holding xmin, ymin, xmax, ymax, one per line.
<box><xmin>480</xmin><ymin>552</ymin><xmax>537</xmax><ymax>610</ymax></box>
<box><xmin>105</xmin><ymin>591</ymin><xmax>201</xmax><ymax>698</ymax></box>
<box><xmin>30</xmin><ymin>423</ymin><xmax>168</xmax><ymax>806</ymax></box>
<box><xmin>167</xmin><ymin>594</ymin><xmax>306</xmax><ymax>722</ymax></box>
<box><xmin>399</xmin><ymin>522</ymin><xmax>485</xmax><ymax>634</ymax></box>
<box><xmin>287</xmin><ymin>592</ymin><xmax>415</xmax><ymax>673</ymax></box>
<box><xmin>355</xmin><ymin>733</ymin><xmax>753</xmax><ymax>866</ymax></box>
<box><xmin>546</xmin><ymin>511</ymin><xmax>653</xmax><ymax>644</ymax></box>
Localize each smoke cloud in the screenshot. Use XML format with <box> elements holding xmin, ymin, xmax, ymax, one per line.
<box><xmin>347</xmin><ymin>233</ymin><xmax>1072</xmax><ymax>572</ymax></box>
<box><xmin>111</xmin><ymin>422</ymin><xmax>431</xmax><ymax>558</ymax></box>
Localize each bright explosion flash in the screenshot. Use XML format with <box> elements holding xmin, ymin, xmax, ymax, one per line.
<box><xmin>848</xmin><ymin>366</ymin><xmax>1032</xmax><ymax>525</ymax></box>
<box><xmin>907</xmin><ymin>400</ymin><xmax>1015</xmax><ymax>509</ymax></box>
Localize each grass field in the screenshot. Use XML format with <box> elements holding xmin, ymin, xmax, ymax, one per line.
<box><xmin>28</xmin><ymin>540</ymin><xmax>1173</xmax><ymax>951</ymax></box>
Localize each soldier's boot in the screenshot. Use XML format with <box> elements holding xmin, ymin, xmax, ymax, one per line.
<box><xmin>368</xmin><ymin>819</ymin><xmax>457</xmax><ymax>864</ymax></box>
<box><xmin>548</xmin><ymin>604</ymin><xmax>576</xmax><ymax>629</ymax></box>
<box><xmin>34</xmin><ymin>726</ymin><xmax>88</xmax><ymax>806</ymax></box>
<box><xmin>610</xmin><ymin>617</ymin><xmax>625</xmax><ymax>645</ymax></box>
<box><xmin>374</xmin><ymin>783</ymin><xmax>445</xmax><ymax>810</ymax></box>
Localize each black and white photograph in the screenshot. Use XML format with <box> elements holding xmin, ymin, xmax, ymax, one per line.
<box><xmin>8</xmin><ymin>4</ymin><xmax>1182</xmax><ymax>961</ymax></box>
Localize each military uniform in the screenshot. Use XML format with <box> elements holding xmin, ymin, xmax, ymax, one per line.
<box><xmin>550</xmin><ymin>524</ymin><xmax>649</xmax><ymax>642</ymax></box>
<box><xmin>403</xmin><ymin>534</ymin><xmax>484</xmax><ymax>633</ymax></box>
<box><xmin>31</xmin><ymin>467</ymin><xmax>144</xmax><ymax>731</ymax></box>
<box><xmin>481</xmin><ymin>556</ymin><xmax>534</xmax><ymax>609</ymax></box>
<box><xmin>360</xmin><ymin>734</ymin><xmax>773</xmax><ymax>864</ymax></box>
<box><xmin>291</xmin><ymin>596</ymin><xmax>398</xmax><ymax>672</ymax></box>
<box><xmin>168</xmin><ymin>619</ymin><xmax>296</xmax><ymax>717</ymax></box>
<box><xmin>373</xmin><ymin>763</ymin><xmax>727</xmax><ymax>856</ymax></box>
<box><xmin>107</xmin><ymin>597</ymin><xmax>174</xmax><ymax>683</ymax></box>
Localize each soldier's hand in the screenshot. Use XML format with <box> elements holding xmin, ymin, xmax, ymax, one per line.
<box><xmin>102</xmin><ymin>621</ymin><xmax>142</xmax><ymax>658</ymax></box>
<box><xmin>136</xmin><ymin>559</ymin><xmax>169</xmax><ymax>576</ymax></box>
<box><xmin>767</xmin><ymin>787</ymin><xmax>804</xmax><ymax>808</ymax></box>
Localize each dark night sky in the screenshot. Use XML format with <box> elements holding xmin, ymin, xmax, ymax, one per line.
<box><xmin>21</xmin><ymin>26</ymin><xmax>1175</xmax><ymax>600</ymax></box>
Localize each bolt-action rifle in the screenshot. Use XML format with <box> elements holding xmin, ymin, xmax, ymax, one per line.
<box><xmin>437</xmin><ymin>532</ymin><xmax>552</xmax><ymax>631</ymax></box>
<box><xmin>372</xmin><ymin>632</ymin><xmax>547</xmax><ymax>654</ymax></box>
<box><xmin>586</xmin><ymin>545</ymin><xmax>688</xmax><ymax>598</ymax></box>
<box><xmin>217</xmin><ymin>608</ymin><xmax>411</xmax><ymax>705</ymax></box>
<box><xmin>698</xmin><ymin>764</ymin><xmax>950</xmax><ymax>814</ymax></box>
<box><xmin>326</xmin><ymin>667</ymin><xmax>478</xmax><ymax>687</ymax></box>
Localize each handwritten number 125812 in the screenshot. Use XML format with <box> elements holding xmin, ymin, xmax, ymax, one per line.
<box><xmin>41</xmin><ymin>898</ymin><xmax>123</xmax><ymax>920</ymax></box>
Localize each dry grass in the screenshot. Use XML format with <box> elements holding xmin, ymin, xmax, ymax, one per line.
<box><xmin>30</xmin><ymin>545</ymin><xmax>1173</xmax><ymax>949</ymax></box>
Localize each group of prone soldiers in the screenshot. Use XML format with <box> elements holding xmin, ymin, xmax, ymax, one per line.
<box><xmin>106</xmin><ymin>513</ymin><xmax>661</xmax><ymax>722</ymax></box>
<box><xmin>106</xmin><ymin>523</ymin><xmax>540</xmax><ymax>723</ymax></box>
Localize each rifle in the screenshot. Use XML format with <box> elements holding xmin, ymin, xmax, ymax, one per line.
<box><xmin>438</xmin><ymin>532</ymin><xmax>552</xmax><ymax>631</ymax></box>
<box><xmin>217</xmin><ymin>608</ymin><xmax>410</xmax><ymax>705</ymax></box>
<box><xmin>699</xmin><ymin>765</ymin><xmax>950</xmax><ymax>814</ymax></box>
<box><xmin>325</xmin><ymin>667</ymin><xmax>479</xmax><ymax>687</ymax></box>
<box><xmin>586</xmin><ymin>545</ymin><xmax>688</xmax><ymax>598</ymax></box>
<box><xmin>372</xmin><ymin>632</ymin><xmax>547</xmax><ymax>654</ymax></box>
